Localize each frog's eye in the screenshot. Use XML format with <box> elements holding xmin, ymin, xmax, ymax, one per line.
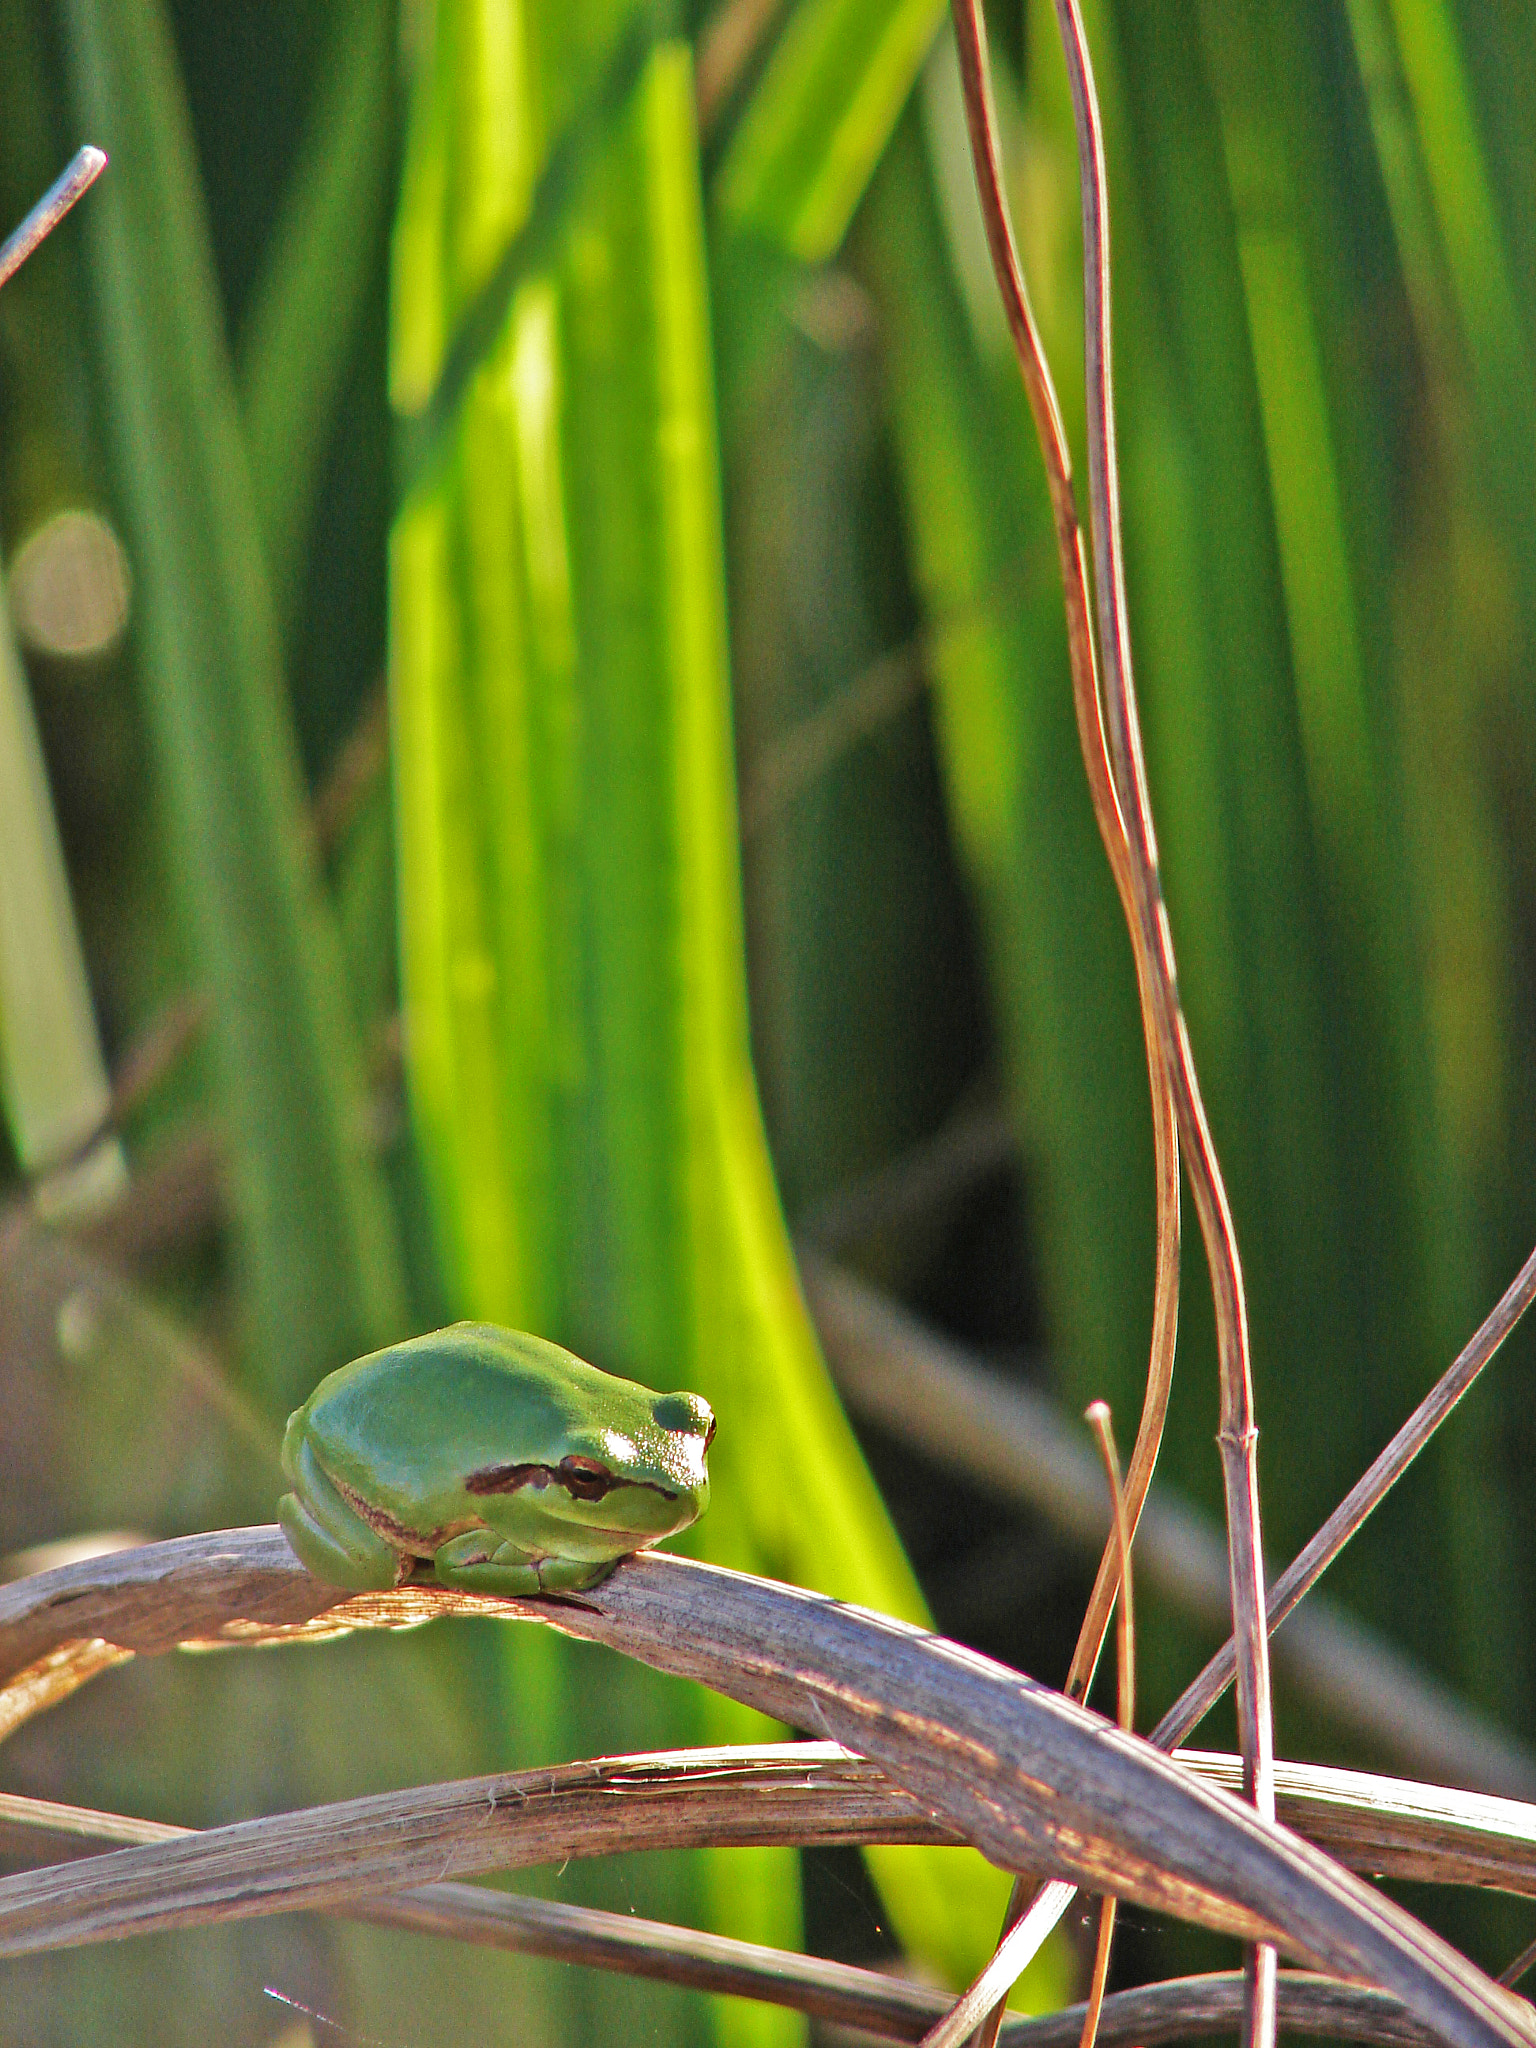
<box><xmin>558</xmin><ymin>1455</ymin><xmax>615</xmax><ymax>1501</ymax></box>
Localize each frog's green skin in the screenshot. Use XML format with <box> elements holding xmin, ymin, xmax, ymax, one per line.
<box><xmin>277</xmin><ymin>1323</ymin><xmax>714</xmax><ymax>1595</ymax></box>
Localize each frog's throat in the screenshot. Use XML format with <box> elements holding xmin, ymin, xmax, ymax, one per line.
<box><xmin>332</xmin><ymin>1471</ymin><xmax>475</xmax><ymax>1561</ymax></box>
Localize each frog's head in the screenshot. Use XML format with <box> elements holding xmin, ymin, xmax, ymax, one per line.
<box><xmin>466</xmin><ymin>1382</ymin><xmax>715</xmax><ymax>1546</ymax></box>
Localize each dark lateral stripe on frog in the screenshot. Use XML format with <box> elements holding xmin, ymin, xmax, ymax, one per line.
<box><xmin>465</xmin><ymin>1458</ymin><xmax>679</xmax><ymax>1503</ymax></box>
<box><xmin>332</xmin><ymin>1474</ymin><xmax>468</xmax><ymax>1561</ymax></box>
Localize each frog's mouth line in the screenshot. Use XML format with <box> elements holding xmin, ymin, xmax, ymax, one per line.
<box><xmin>464</xmin><ymin>1459</ymin><xmax>683</xmax><ymax>1505</ymax></box>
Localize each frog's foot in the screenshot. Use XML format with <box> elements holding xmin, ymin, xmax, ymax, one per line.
<box><xmin>277</xmin><ymin>1435</ymin><xmax>404</xmax><ymax>1593</ymax></box>
<box><xmin>432</xmin><ymin>1531</ymin><xmax>620</xmax><ymax>1596</ymax></box>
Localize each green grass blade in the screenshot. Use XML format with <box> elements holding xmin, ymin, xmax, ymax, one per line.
<box><xmin>0</xmin><ymin>574</ymin><xmax>122</xmax><ymax>1205</ymax></box>
<box><xmin>862</xmin><ymin>107</ymin><xmax>1155</xmax><ymax>1504</ymax></box>
<box><xmin>715</xmin><ymin>0</ymin><xmax>946</xmax><ymax>261</ymax></box>
<box><xmin>238</xmin><ymin>0</ymin><xmax>397</xmax><ymax>640</ymax></box>
<box><xmin>61</xmin><ymin>0</ymin><xmax>407</xmax><ymax>1405</ymax></box>
<box><xmin>1345</xmin><ymin>0</ymin><xmax>1536</xmax><ymax>639</ymax></box>
<box><xmin>1190</xmin><ymin>0</ymin><xmax>1520</xmax><ymax>1713</ymax></box>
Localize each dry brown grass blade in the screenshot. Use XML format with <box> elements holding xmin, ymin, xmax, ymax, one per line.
<box><xmin>8</xmin><ymin>1745</ymin><xmax>1536</xmax><ymax>1907</ymax></box>
<box><xmin>0</xmin><ymin>1745</ymin><xmax>946</xmax><ymax>1954</ymax></box>
<box><xmin>1076</xmin><ymin>1405</ymin><xmax>1135</xmax><ymax>2048</ymax></box>
<box><xmin>1</xmin><ymin>1533</ymin><xmax>1534</xmax><ymax>2048</ymax></box>
<box><xmin>0</xmin><ymin>1781</ymin><xmax>1465</xmax><ymax>2047</ymax></box>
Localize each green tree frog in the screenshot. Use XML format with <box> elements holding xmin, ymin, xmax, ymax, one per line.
<box><xmin>277</xmin><ymin>1322</ymin><xmax>714</xmax><ymax>1594</ymax></box>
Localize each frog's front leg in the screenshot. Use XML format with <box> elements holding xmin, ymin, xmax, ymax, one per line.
<box><xmin>278</xmin><ymin>1429</ymin><xmax>405</xmax><ymax>1592</ymax></box>
<box><xmin>432</xmin><ymin>1530</ymin><xmax>619</xmax><ymax>1595</ymax></box>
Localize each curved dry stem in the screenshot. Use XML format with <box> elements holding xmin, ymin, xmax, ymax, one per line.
<box><xmin>0</xmin><ymin>1777</ymin><xmax>1468</xmax><ymax>2048</ymax></box>
<box><xmin>814</xmin><ymin>1243</ymin><xmax>1536</xmax><ymax>2012</ymax></box>
<box><xmin>937</xmin><ymin>0</ymin><xmax>1278</xmax><ymax>2030</ymax></box>
<box><xmin>807</xmin><ymin>1259</ymin><xmax>1536</xmax><ymax>1798</ymax></box>
<box><xmin>0</xmin><ymin>1745</ymin><xmax>947</xmax><ymax>1956</ymax></box>
<box><xmin>10</xmin><ymin>1741</ymin><xmax>1536</xmax><ymax>1911</ymax></box>
<box><xmin>372</xmin><ymin>1901</ymin><xmax>1451</xmax><ymax>2047</ymax></box>
<box><xmin>945</xmin><ymin>4</ymin><xmax>1183</xmax><ymax>2033</ymax></box>
<box><xmin>942</xmin><ymin>8</ymin><xmax>1180</xmax><ymax>1692</ymax></box>
<box><xmin>1033</xmin><ymin>26</ymin><xmax>1277</xmax><ymax>2034</ymax></box>
<box><xmin>2</xmin><ymin>1533</ymin><xmax>1534</xmax><ymax>2048</ymax></box>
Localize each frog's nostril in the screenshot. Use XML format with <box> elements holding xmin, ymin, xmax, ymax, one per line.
<box><xmin>653</xmin><ymin>1391</ymin><xmax>713</xmax><ymax>1439</ymax></box>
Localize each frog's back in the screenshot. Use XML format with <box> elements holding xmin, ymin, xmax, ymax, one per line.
<box><xmin>304</xmin><ymin>1323</ymin><xmax>616</xmax><ymax>1515</ymax></box>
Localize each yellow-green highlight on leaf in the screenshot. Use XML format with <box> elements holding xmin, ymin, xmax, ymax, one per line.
<box><xmin>0</xmin><ymin>572</ymin><xmax>124</xmax><ymax>1207</ymax></box>
<box><xmin>391</xmin><ymin>4</ymin><xmax>1019</xmax><ymax>2004</ymax></box>
<box><xmin>1342</xmin><ymin>0</ymin><xmax>1536</xmax><ymax>669</ymax></box>
<box><xmin>715</xmin><ymin>0</ymin><xmax>948</xmax><ymax>263</ymax></box>
<box><xmin>1372</xmin><ymin>0</ymin><xmax>1532</xmax><ymax>410</ymax></box>
<box><xmin>60</xmin><ymin>0</ymin><xmax>408</xmax><ymax>1404</ymax></box>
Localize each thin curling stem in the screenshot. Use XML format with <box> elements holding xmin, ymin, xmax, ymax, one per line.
<box><xmin>938</xmin><ymin>0</ymin><xmax>1276</xmax><ymax>2040</ymax></box>
<box><xmin>943</xmin><ymin>2</ymin><xmax>1181</xmax><ymax>2043</ymax></box>
<box><xmin>1043</xmin><ymin>3</ymin><xmax>1277</xmax><ymax>2039</ymax></box>
<box><xmin>0</xmin><ymin>147</ymin><xmax>107</xmax><ymax>294</ymax></box>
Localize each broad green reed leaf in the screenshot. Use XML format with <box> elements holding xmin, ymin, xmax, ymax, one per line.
<box><xmin>893</xmin><ymin>0</ymin><xmax>1536</xmax><ymax>1759</ymax></box>
<box><xmin>1187</xmin><ymin>0</ymin><xmax>1522</xmax><ymax>1716</ymax></box>
<box><xmin>391</xmin><ymin>3</ymin><xmax>1019</xmax><ymax>2013</ymax></box>
<box><xmin>1365</xmin><ymin>0</ymin><xmax>1534</xmax><ymax>430</ymax></box>
<box><xmin>60</xmin><ymin>0</ymin><xmax>408</xmax><ymax>1405</ymax></box>
<box><xmin>1343</xmin><ymin>0</ymin><xmax>1536</xmax><ymax>730</ymax></box>
<box><xmin>715</xmin><ymin>0</ymin><xmax>946</xmax><ymax>262</ymax></box>
<box><xmin>1343</xmin><ymin>0</ymin><xmax>1536</xmax><ymax>655</ymax></box>
<box><xmin>239</xmin><ymin>0</ymin><xmax>398</xmax><ymax>642</ymax></box>
<box><xmin>1004</xmin><ymin>0</ymin><xmax>1413</xmax><ymax>1608</ymax></box>
<box><xmin>394</xmin><ymin>21</ymin><xmax>797</xmax><ymax>2044</ymax></box>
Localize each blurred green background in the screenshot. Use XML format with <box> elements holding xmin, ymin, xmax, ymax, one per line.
<box><xmin>1</xmin><ymin>0</ymin><xmax>1534</xmax><ymax>2042</ymax></box>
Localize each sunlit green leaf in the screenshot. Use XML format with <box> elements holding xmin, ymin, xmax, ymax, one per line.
<box><xmin>716</xmin><ymin>0</ymin><xmax>946</xmax><ymax>261</ymax></box>
<box><xmin>391</xmin><ymin>3</ymin><xmax>1023</xmax><ymax>2011</ymax></box>
<box><xmin>60</xmin><ymin>0</ymin><xmax>408</xmax><ymax>1404</ymax></box>
<box><xmin>239</xmin><ymin>0</ymin><xmax>397</xmax><ymax>640</ymax></box>
<box><xmin>0</xmin><ymin>573</ymin><xmax>122</xmax><ymax>1206</ymax></box>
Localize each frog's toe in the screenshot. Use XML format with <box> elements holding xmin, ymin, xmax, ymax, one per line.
<box><xmin>278</xmin><ymin>1489</ymin><xmax>403</xmax><ymax>1592</ymax></box>
<box><xmin>432</xmin><ymin>1532</ymin><xmax>611</xmax><ymax>1596</ymax></box>
<box><xmin>532</xmin><ymin>1554</ymin><xmax>619</xmax><ymax>1592</ymax></box>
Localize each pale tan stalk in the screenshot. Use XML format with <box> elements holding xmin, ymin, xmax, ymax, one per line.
<box><xmin>1077</xmin><ymin>1404</ymin><xmax>1136</xmax><ymax>2048</ymax></box>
